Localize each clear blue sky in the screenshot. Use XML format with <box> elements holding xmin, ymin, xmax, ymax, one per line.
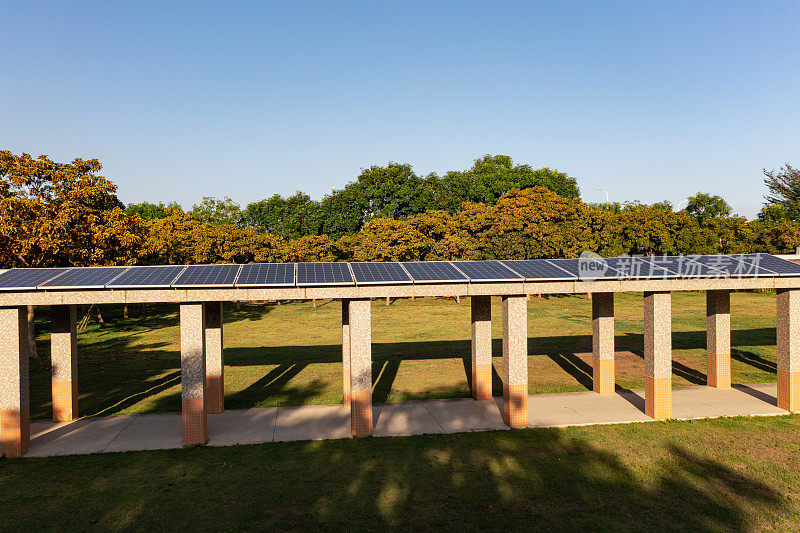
<box><xmin>1</xmin><ymin>1</ymin><xmax>798</xmax><ymax>219</ymax></box>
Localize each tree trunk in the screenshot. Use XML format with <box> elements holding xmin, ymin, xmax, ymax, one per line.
<box><xmin>27</xmin><ymin>305</ymin><xmax>38</xmax><ymax>358</ymax></box>
<box><xmin>236</xmin><ymin>301</ymin><xmax>241</xmax><ymax>310</ymax></box>
<box><xmin>96</xmin><ymin>306</ymin><xmax>105</xmax><ymax>327</ymax></box>
<box><xmin>123</xmin><ymin>304</ymin><xmax>129</xmax><ymax>319</ymax></box>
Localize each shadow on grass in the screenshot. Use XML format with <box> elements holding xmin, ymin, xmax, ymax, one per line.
<box><xmin>27</xmin><ymin>302</ymin><xmax>779</xmax><ymax>419</ymax></box>
<box><xmin>0</xmin><ymin>424</ymin><xmax>790</xmax><ymax>530</ymax></box>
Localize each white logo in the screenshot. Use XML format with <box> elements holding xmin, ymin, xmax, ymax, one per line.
<box><xmin>578</xmin><ymin>251</ymin><xmax>608</xmax><ymax>282</ymax></box>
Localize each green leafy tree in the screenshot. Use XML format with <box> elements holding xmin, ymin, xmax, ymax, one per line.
<box><xmin>190</xmin><ymin>196</ymin><xmax>243</xmax><ymax>226</ymax></box>
<box><xmin>125</xmin><ymin>201</ymin><xmax>182</xmax><ymax>221</ymax></box>
<box><xmin>763</xmin><ymin>164</ymin><xmax>800</xmax><ymax>219</ymax></box>
<box><xmin>244</xmin><ymin>192</ymin><xmax>320</xmax><ymax>237</ymax></box>
<box><xmin>684</xmin><ymin>192</ymin><xmax>732</xmax><ymax>223</ymax></box>
<box><xmin>758</xmin><ymin>203</ymin><xmax>790</xmax><ymax>224</ymax></box>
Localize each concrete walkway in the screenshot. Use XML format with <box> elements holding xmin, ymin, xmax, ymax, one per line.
<box><xmin>27</xmin><ymin>382</ymin><xmax>787</xmax><ymax>458</ymax></box>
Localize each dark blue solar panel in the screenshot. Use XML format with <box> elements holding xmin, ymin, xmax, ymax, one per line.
<box><xmin>501</xmin><ymin>260</ymin><xmax>576</xmax><ymax>281</ymax></box>
<box><xmin>547</xmin><ymin>258</ymin><xmax>624</xmax><ymax>280</ymax></box>
<box><xmin>689</xmin><ymin>255</ymin><xmax>771</xmax><ymax>277</ymax></box>
<box><xmin>39</xmin><ymin>267</ymin><xmax>130</xmax><ymax>288</ymax></box>
<box><xmin>450</xmin><ymin>261</ymin><xmax>522</xmax><ymax>281</ymax></box>
<box><xmin>350</xmin><ymin>262</ymin><xmax>412</xmax><ymax>285</ymax></box>
<box><xmin>401</xmin><ymin>261</ymin><xmax>468</xmax><ymax>283</ymax></box>
<box><xmin>235</xmin><ymin>263</ymin><xmax>296</xmax><ymax>287</ymax></box>
<box><xmin>0</xmin><ymin>268</ymin><xmax>70</xmax><ymax>290</ymax></box>
<box><xmin>296</xmin><ymin>263</ymin><xmax>354</xmax><ymax>286</ymax></box>
<box><xmin>607</xmin><ymin>257</ymin><xmax>680</xmax><ymax>279</ymax></box>
<box><xmin>171</xmin><ymin>264</ymin><xmax>240</xmax><ymax>287</ymax></box>
<box><xmin>107</xmin><ymin>265</ymin><xmax>187</xmax><ymax>288</ymax></box>
<box><xmin>737</xmin><ymin>254</ymin><xmax>800</xmax><ymax>276</ymax></box>
<box><xmin>643</xmin><ymin>256</ymin><xmax>727</xmax><ymax>278</ymax></box>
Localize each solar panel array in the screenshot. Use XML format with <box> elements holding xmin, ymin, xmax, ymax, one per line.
<box><xmin>1</xmin><ymin>253</ymin><xmax>799</xmax><ymax>290</ymax></box>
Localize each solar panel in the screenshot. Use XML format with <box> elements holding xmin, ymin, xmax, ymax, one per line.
<box><xmin>736</xmin><ymin>254</ymin><xmax>800</xmax><ymax>276</ymax></box>
<box><xmin>500</xmin><ymin>260</ymin><xmax>576</xmax><ymax>281</ymax></box>
<box><xmin>450</xmin><ymin>261</ymin><xmax>523</xmax><ymax>282</ymax></box>
<box><xmin>681</xmin><ymin>255</ymin><xmax>769</xmax><ymax>278</ymax></box>
<box><xmin>39</xmin><ymin>267</ymin><xmax>130</xmax><ymax>289</ymax></box>
<box><xmin>235</xmin><ymin>263</ymin><xmax>296</xmax><ymax>287</ymax></box>
<box><xmin>349</xmin><ymin>262</ymin><xmax>412</xmax><ymax>285</ymax></box>
<box><xmin>107</xmin><ymin>265</ymin><xmax>188</xmax><ymax>288</ymax></box>
<box><xmin>548</xmin><ymin>258</ymin><xmax>624</xmax><ymax>280</ymax></box>
<box><xmin>0</xmin><ymin>268</ymin><xmax>70</xmax><ymax>291</ymax></box>
<box><xmin>171</xmin><ymin>264</ymin><xmax>241</xmax><ymax>288</ymax></box>
<box><xmin>609</xmin><ymin>257</ymin><xmax>681</xmax><ymax>279</ymax></box>
<box><xmin>401</xmin><ymin>261</ymin><xmax>469</xmax><ymax>283</ymax></box>
<box><xmin>296</xmin><ymin>262</ymin><xmax>354</xmax><ymax>286</ymax></box>
<box><xmin>642</xmin><ymin>256</ymin><xmax>726</xmax><ymax>278</ymax></box>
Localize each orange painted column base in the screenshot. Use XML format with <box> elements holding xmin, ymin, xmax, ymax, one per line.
<box><xmin>502</xmin><ymin>383</ymin><xmax>528</xmax><ymax>428</ymax></box>
<box><xmin>343</xmin><ymin>368</ymin><xmax>351</xmax><ymax>408</ymax></box>
<box><xmin>350</xmin><ymin>390</ymin><xmax>372</xmax><ymax>437</ymax></box>
<box><xmin>472</xmin><ymin>363</ymin><xmax>492</xmax><ymax>400</ymax></box>
<box><xmin>182</xmin><ymin>398</ymin><xmax>207</xmax><ymax>445</ymax></box>
<box><xmin>52</xmin><ymin>379</ymin><xmax>78</xmax><ymax>421</ymax></box>
<box><xmin>0</xmin><ymin>407</ymin><xmax>30</xmax><ymax>458</ymax></box>
<box><xmin>645</xmin><ymin>376</ymin><xmax>672</xmax><ymax>420</ymax></box>
<box><xmin>777</xmin><ymin>370</ymin><xmax>800</xmax><ymax>412</ymax></box>
<box><xmin>205</xmin><ymin>375</ymin><xmax>224</xmax><ymax>414</ymax></box>
<box><xmin>592</xmin><ymin>358</ymin><xmax>615</xmax><ymax>394</ymax></box>
<box><xmin>707</xmin><ymin>353</ymin><xmax>731</xmax><ymax>388</ymax></box>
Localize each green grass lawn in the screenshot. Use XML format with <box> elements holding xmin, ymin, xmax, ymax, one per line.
<box><xmin>26</xmin><ymin>291</ymin><xmax>779</xmax><ymax>419</ymax></box>
<box><xmin>2</xmin><ymin>415</ymin><xmax>800</xmax><ymax>530</ymax></box>
<box><xmin>5</xmin><ymin>291</ymin><xmax>799</xmax><ymax>529</ymax></box>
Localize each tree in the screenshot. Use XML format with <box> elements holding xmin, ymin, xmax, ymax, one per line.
<box><xmin>0</xmin><ymin>150</ymin><xmax>145</xmax><ymax>268</ymax></box>
<box><xmin>190</xmin><ymin>196</ymin><xmax>243</xmax><ymax>226</ymax></box>
<box><xmin>684</xmin><ymin>193</ymin><xmax>732</xmax><ymax>223</ymax></box>
<box><xmin>763</xmin><ymin>164</ymin><xmax>800</xmax><ymax>220</ymax></box>
<box><xmin>243</xmin><ymin>192</ymin><xmax>320</xmax><ymax>237</ymax></box>
<box><xmin>125</xmin><ymin>201</ymin><xmax>182</xmax><ymax>220</ymax></box>
<box><xmin>758</xmin><ymin>203</ymin><xmax>790</xmax><ymax>224</ymax></box>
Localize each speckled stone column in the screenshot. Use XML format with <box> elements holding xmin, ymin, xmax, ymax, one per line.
<box><xmin>471</xmin><ymin>296</ymin><xmax>492</xmax><ymax>400</ymax></box>
<box><xmin>777</xmin><ymin>289</ymin><xmax>800</xmax><ymax>412</ymax></box>
<box><xmin>706</xmin><ymin>290</ymin><xmax>731</xmax><ymax>388</ymax></box>
<box><xmin>502</xmin><ymin>296</ymin><xmax>528</xmax><ymax>428</ymax></box>
<box><xmin>644</xmin><ymin>292</ymin><xmax>672</xmax><ymax>420</ymax></box>
<box><xmin>0</xmin><ymin>307</ymin><xmax>29</xmax><ymax>458</ymax></box>
<box><xmin>592</xmin><ymin>293</ymin><xmax>615</xmax><ymax>394</ymax></box>
<box><xmin>181</xmin><ymin>303</ymin><xmax>207</xmax><ymax>445</ymax></box>
<box><xmin>341</xmin><ymin>299</ymin><xmax>351</xmax><ymax>407</ymax></box>
<box><xmin>348</xmin><ymin>299</ymin><xmax>372</xmax><ymax>436</ymax></box>
<box><xmin>204</xmin><ymin>302</ymin><xmax>224</xmax><ymax>414</ymax></box>
<box><xmin>50</xmin><ymin>305</ymin><xmax>78</xmax><ymax>421</ymax></box>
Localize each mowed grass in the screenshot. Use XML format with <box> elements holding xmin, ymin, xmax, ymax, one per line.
<box><xmin>27</xmin><ymin>291</ymin><xmax>779</xmax><ymax>419</ymax></box>
<box><xmin>2</xmin><ymin>415</ymin><xmax>800</xmax><ymax>530</ymax></box>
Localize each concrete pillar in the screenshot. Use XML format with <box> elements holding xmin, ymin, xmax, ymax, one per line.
<box><xmin>204</xmin><ymin>302</ymin><xmax>224</xmax><ymax>414</ymax></box>
<box><xmin>502</xmin><ymin>295</ymin><xmax>528</xmax><ymax>428</ymax></box>
<box><xmin>0</xmin><ymin>307</ymin><xmax>30</xmax><ymax>457</ymax></box>
<box><xmin>342</xmin><ymin>299</ymin><xmax>351</xmax><ymax>407</ymax></box>
<box><xmin>592</xmin><ymin>293</ymin><xmax>615</xmax><ymax>394</ymax></box>
<box><xmin>50</xmin><ymin>305</ymin><xmax>78</xmax><ymax>421</ymax></box>
<box><xmin>470</xmin><ymin>296</ymin><xmax>492</xmax><ymax>400</ymax></box>
<box><xmin>644</xmin><ymin>292</ymin><xmax>672</xmax><ymax>420</ymax></box>
<box><xmin>349</xmin><ymin>299</ymin><xmax>372</xmax><ymax>437</ymax></box>
<box><xmin>706</xmin><ymin>290</ymin><xmax>731</xmax><ymax>388</ymax></box>
<box><xmin>777</xmin><ymin>289</ymin><xmax>800</xmax><ymax>412</ymax></box>
<box><xmin>180</xmin><ymin>303</ymin><xmax>207</xmax><ymax>445</ymax></box>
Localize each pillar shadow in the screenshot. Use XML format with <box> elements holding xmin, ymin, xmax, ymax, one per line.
<box><xmin>731</xmin><ymin>348</ymin><xmax>777</xmax><ymax>373</ymax></box>
<box><xmin>547</xmin><ymin>352</ymin><xmax>593</xmax><ymax>390</ymax></box>
<box><xmin>372</xmin><ymin>359</ymin><xmax>401</xmax><ymax>403</ymax></box>
<box><xmin>734</xmin><ymin>384</ymin><xmax>778</xmax><ymax>406</ymax></box>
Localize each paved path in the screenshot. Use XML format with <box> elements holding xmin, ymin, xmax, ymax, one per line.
<box><xmin>27</xmin><ymin>382</ymin><xmax>787</xmax><ymax>458</ymax></box>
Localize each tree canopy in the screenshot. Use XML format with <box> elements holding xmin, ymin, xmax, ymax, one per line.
<box><xmin>763</xmin><ymin>164</ymin><xmax>800</xmax><ymax>220</ymax></box>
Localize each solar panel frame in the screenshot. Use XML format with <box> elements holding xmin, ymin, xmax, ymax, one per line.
<box><xmin>688</xmin><ymin>255</ymin><xmax>773</xmax><ymax>278</ymax></box>
<box><xmin>106</xmin><ymin>265</ymin><xmax>189</xmax><ymax>288</ymax></box>
<box><xmin>349</xmin><ymin>262</ymin><xmax>413</xmax><ymax>285</ymax></box>
<box><xmin>0</xmin><ymin>268</ymin><xmax>71</xmax><ymax>291</ymax></box>
<box><xmin>235</xmin><ymin>263</ymin><xmax>297</xmax><ymax>287</ymax></box>
<box><xmin>500</xmin><ymin>259</ymin><xmax>577</xmax><ymax>281</ymax></box>
<box><xmin>736</xmin><ymin>253</ymin><xmax>800</xmax><ymax>276</ymax></box>
<box><xmin>400</xmin><ymin>261</ymin><xmax>469</xmax><ymax>283</ymax></box>
<box><xmin>547</xmin><ymin>258</ymin><xmax>627</xmax><ymax>280</ymax></box>
<box><xmin>171</xmin><ymin>264</ymin><xmax>242</xmax><ymax>288</ymax></box>
<box><xmin>449</xmin><ymin>260</ymin><xmax>523</xmax><ymax>282</ymax></box>
<box><xmin>39</xmin><ymin>267</ymin><xmax>131</xmax><ymax>289</ymax></box>
<box><xmin>296</xmin><ymin>262</ymin><xmax>355</xmax><ymax>286</ymax></box>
